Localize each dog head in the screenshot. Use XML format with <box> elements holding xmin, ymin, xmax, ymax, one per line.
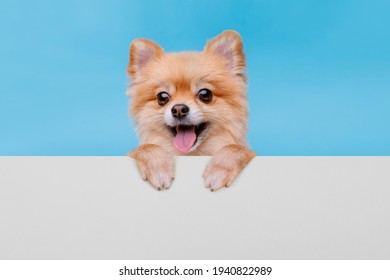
<box><xmin>126</xmin><ymin>30</ymin><xmax>249</xmax><ymax>155</ymax></box>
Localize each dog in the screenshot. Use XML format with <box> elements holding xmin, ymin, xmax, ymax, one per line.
<box><xmin>126</xmin><ymin>30</ymin><xmax>255</xmax><ymax>191</ymax></box>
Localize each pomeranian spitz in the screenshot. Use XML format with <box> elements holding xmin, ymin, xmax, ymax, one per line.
<box><xmin>126</xmin><ymin>30</ymin><xmax>255</xmax><ymax>191</ymax></box>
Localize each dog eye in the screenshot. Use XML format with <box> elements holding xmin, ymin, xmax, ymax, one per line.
<box><xmin>157</xmin><ymin>92</ymin><xmax>170</xmax><ymax>106</ymax></box>
<box><xmin>197</xmin><ymin>88</ymin><xmax>212</xmax><ymax>103</ymax></box>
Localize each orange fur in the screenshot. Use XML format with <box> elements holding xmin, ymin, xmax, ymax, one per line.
<box><xmin>126</xmin><ymin>30</ymin><xmax>255</xmax><ymax>191</ymax></box>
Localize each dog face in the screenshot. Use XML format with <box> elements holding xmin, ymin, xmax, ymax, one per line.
<box><xmin>127</xmin><ymin>30</ymin><xmax>249</xmax><ymax>155</ymax></box>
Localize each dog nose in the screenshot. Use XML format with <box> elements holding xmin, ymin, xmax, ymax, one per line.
<box><xmin>171</xmin><ymin>104</ymin><xmax>189</xmax><ymax>119</ymax></box>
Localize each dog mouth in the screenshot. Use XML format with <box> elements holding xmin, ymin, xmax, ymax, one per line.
<box><xmin>168</xmin><ymin>122</ymin><xmax>208</xmax><ymax>153</ymax></box>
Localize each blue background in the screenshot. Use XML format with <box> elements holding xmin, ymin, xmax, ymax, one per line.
<box><xmin>1</xmin><ymin>0</ymin><xmax>389</xmax><ymax>155</ymax></box>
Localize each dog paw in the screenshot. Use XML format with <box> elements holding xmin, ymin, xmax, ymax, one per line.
<box><xmin>129</xmin><ymin>144</ymin><xmax>175</xmax><ymax>190</ymax></box>
<box><xmin>203</xmin><ymin>161</ymin><xmax>238</xmax><ymax>192</ymax></box>
<box><xmin>138</xmin><ymin>160</ymin><xmax>174</xmax><ymax>190</ymax></box>
<box><xmin>203</xmin><ymin>144</ymin><xmax>255</xmax><ymax>192</ymax></box>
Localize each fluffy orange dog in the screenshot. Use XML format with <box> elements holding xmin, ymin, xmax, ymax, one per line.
<box><xmin>126</xmin><ymin>30</ymin><xmax>255</xmax><ymax>191</ymax></box>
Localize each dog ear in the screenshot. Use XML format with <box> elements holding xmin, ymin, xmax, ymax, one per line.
<box><xmin>204</xmin><ymin>30</ymin><xmax>245</xmax><ymax>76</ymax></box>
<box><xmin>127</xmin><ymin>38</ymin><xmax>164</xmax><ymax>78</ymax></box>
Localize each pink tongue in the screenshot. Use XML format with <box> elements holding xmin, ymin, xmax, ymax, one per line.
<box><xmin>173</xmin><ymin>126</ymin><xmax>196</xmax><ymax>153</ymax></box>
